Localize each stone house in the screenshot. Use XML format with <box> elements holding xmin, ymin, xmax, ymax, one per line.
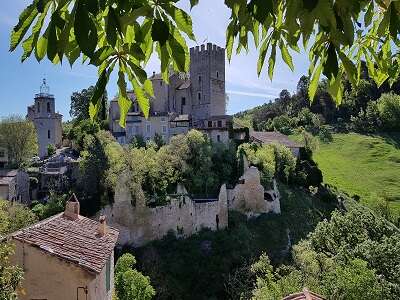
<box><xmin>9</xmin><ymin>195</ymin><xmax>119</xmax><ymax>300</ymax></box>
<box><xmin>109</xmin><ymin>43</ymin><xmax>231</xmax><ymax>144</ymax></box>
<box><xmin>27</xmin><ymin>79</ymin><xmax>63</xmax><ymax>158</ymax></box>
<box><xmin>0</xmin><ymin>169</ymin><xmax>30</xmax><ymax>203</ymax></box>
<box><xmin>250</xmin><ymin>131</ymin><xmax>303</xmax><ymax>158</ymax></box>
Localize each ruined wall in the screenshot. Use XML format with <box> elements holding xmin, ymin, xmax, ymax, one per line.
<box><xmin>99</xmin><ymin>183</ymin><xmax>228</xmax><ymax>247</ymax></box>
<box><xmin>228</xmin><ymin>166</ymin><xmax>281</xmax><ymax>218</ymax></box>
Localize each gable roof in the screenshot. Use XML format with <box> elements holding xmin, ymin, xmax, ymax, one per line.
<box><xmin>11</xmin><ymin>213</ymin><xmax>119</xmax><ymax>274</ymax></box>
<box><xmin>250</xmin><ymin>131</ymin><xmax>302</xmax><ymax>148</ymax></box>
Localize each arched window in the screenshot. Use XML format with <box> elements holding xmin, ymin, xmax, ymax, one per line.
<box><xmin>47</xmin><ymin>102</ymin><xmax>51</xmax><ymax>113</ymax></box>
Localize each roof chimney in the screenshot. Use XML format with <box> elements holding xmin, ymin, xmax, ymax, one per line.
<box><xmin>152</xmin><ymin>71</ymin><xmax>156</xmax><ymax>77</ymax></box>
<box><xmin>64</xmin><ymin>194</ymin><xmax>80</xmax><ymax>220</ymax></box>
<box><xmin>98</xmin><ymin>215</ymin><xmax>108</xmax><ymax>237</ymax></box>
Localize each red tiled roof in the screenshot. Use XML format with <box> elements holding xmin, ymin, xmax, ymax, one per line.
<box><xmin>11</xmin><ymin>213</ymin><xmax>119</xmax><ymax>274</ymax></box>
<box><xmin>283</xmin><ymin>288</ymin><xmax>326</xmax><ymax>300</ymax></box>
<box><xmin>250</xmin><ymin>131</ymin><xmax>302</xmax><ymax>148</ymax></box>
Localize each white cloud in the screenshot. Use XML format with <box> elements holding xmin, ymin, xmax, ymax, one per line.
<box><xmin>227</xmin><ymin>90</ymin><xmax>277</xmax><ymax>99</ymax></box>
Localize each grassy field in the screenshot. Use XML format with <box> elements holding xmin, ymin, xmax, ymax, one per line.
<box><xmin>313</xmin><ymin>133</ymin><xmax>400</xmax><ymax>218</ymax></box>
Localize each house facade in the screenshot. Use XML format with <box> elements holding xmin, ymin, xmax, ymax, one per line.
<box><xmin>109</xmin><ymin>43</ymin><xmax>232</xmax><ymax>144</ymax></box>
<box><xmin>249</xmin><ymin>131</ymin><xmax>303</xmax><ymax>158</ymax></box>
<box><xmin>10</xmin><ymin>195</ymin><xmax>119</xmax><ymax>300</ymax></box>
<box><xmin>0</xmin><ymin>169</ymin><xmax>30</xmax><ymax>203</ymax></box>
<box><xmin>27</xmin><ymin>79</ymin><xmax>63</xmax><ymax>158</ymax></box>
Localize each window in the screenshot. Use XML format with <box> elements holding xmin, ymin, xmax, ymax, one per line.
<box><xmin>0</xmin><ymin>150</ymin><xmax>4</xmax><ymax>158</ymax></box>
<box><xmin>216</xmin><ymin>71</ymin><xmax>219</xmax><ymax>78</ymax></box>
<box><xmin>181</xmin><ymin>97</ymin><xmax>186</xmax><ymax>106</ymax></box>
<box><xmin>198</xmin><ymin>75</ymin><xmax>202</xmax><ymax>84</ymax></box>
<box><xmin>37</xmin><ymin>103</ymin><xmax>40</xmax><ymax>113</ymax></box>
<box><xmin>160</xmin><ymin>81</ymin><xmax>163</xmax><ymax>86</ymax></box>
<box><xmin>47</xmin><ymin>130</ymin><xmax>51</xmax><ymax>139</ymax></box>
<box><xmin>217</xmin><ymin>135</ymin><xmax>221</xmax><ymax>142</ymax></box>
<box><xmin>106</xmin><ymin>257</ymin><xmax>111</xmax><ymax>291</ymax></box>
<box><xmin>47</xmin><ymin>102</ymin><xmax>51</xmax><ymax>113</ymax></box>
<box><xmin>198</xmin><ymin>92</ymin><xmax>201</xmax><ymax>104</ymax></box>
<box><xmin>217</xmin><ymin>120</ymin><xmax>222</xmax><ymax>128</ymax></box>
<box><xmin>162</xmin><ymin>125</ymin><xmax>167</xmax><ymax>133</ymax></box>
<box><xmin>146</xmin><ymin>124</ymin><xmax>151</xmax><ymax>133</ymax></box>
<box><xmin>208</xmin><ymin>121</ymin><xmax>213</xmax><ymax>127</ymax></box>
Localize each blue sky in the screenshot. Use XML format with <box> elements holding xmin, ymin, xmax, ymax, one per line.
<box><xmin>0</xmin><ymin>0</ymin><xmax>309</xmax><ymax>120</ymax></box>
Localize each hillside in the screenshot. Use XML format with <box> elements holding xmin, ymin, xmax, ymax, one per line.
<box><xmin>313</xmin><ymin>133</ymin><xmax>400</xmax><ymax>219</ymax></box>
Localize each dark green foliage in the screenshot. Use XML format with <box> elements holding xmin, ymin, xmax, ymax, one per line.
<box><xmin>30</xmin><ymin>192</ymin><xmax>67</xmax><ymax>220</ymax></box>
<box><xmin>70</xmin><ymin>86</ymin><xmax>108</xmax><ymax>122</ymax></box>
<box><xmin>295</xmin><ymin>160</ymin><xmax>323</xmax><ymax>188</ymax></box>
<box><xmin>251</xmin><ymin>203</ymin><xmax>400</xmax><ymax>299</ymax></box>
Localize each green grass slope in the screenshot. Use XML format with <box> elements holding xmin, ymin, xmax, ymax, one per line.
<box><xmin>314</xmin><ymin>133</ymin><xmax>400</xmax><ymax>217</ymax></box>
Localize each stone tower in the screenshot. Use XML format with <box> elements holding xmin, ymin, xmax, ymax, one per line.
<box><xmin>190</xmin><ymin>43</ymin><xmax>226</xmax><ymax>122</ymax></box>
<box><xmin>27</xmin><ymin>79</ymin><xmax>62</xmax><ymax>158</ymax></box>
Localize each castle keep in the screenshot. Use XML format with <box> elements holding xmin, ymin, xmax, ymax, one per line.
<box><xmin>109</xmin><ymin>43</ymin><xmax>232</xmax><ymax>144</ymax></box>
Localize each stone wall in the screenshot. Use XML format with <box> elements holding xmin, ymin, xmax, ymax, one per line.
<box><xmin>99</xmin><ymin>183</ymin><xmax>228</xmax><ymax>247</ymax></box>
<box><xmin>228</xmin><ymin>166</ymin><xmax>281</xmax><ymax>218</ymax></box>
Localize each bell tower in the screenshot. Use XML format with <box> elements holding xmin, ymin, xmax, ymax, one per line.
<box><xmin>28</xmin><ymin>79</ymin><xmax>63</xmax><ymax>158</ymax></box>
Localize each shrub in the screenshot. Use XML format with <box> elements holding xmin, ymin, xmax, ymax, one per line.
<box><xmin>47</xmin><ymin>144</ymin><xmax>56</xmax><ymax>157</ymax></box>
<box><xmin>115</xmin><ymin>253</ymin><xmax>155</xmax><ymax>300</ymax></box>
<box><xmin>318</xmin><ymin>126</ymin><xmax>333</xmax><ymax>143</ymax></box>
<box><xmin>351</xmin><ymin>101</ymin><xmax>381</xmax><ymax>133</ymax></box>
<box><xmin>272</xmin><ymin>115</ymin><xmax>295</xmax><ymax>135</ymax></box>
<box><xmin>295</xmin><ymin>160</ymin><xmax>323</xmax><ymax>187</ymax></box>
<box><xmin>377</xmin><ymin>93</ymin><xmax>400</xmax><ymax>131</ymax></box>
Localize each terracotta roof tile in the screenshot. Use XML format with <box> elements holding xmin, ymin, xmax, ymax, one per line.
<box><xmin>11</xmin><ymin>213</ymin><xmax>119</xmax><ymax>274</ymax></box>
<box><xmin>283</xmin><ymin>288</ymin><xmax>326</xmax><ymax>300</ymax></box>
<box><xmin>250</xmin><ymin>131</ymin><xmax>302</xmax><ymax>148</ymax></box>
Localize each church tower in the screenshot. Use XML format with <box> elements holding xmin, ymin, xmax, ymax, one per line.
<box><xmin>27</xmin><ymin>79</ymin><xmax>63</xmax><ymax>158</ymax></box>
<box><xmin>190</xmin><ymin>43</ymin><xmax>226</xmax><ymax>122</ymax></box>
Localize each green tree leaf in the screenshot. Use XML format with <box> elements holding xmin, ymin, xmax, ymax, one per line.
<box><xmin>308</xmin><ymin>62</ymin><xmax>323</xmax><ymax>101</ymax></box>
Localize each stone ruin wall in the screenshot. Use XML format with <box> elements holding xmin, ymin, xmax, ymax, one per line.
<box><xmin>99</xmin><ymin>156</ymin><xmax>280</xmax><ymax>247</ymax></box>
<box><xmin>99</xmin><ymin>183</ymin><xmax>228</xmax><ymax>247</ymax></box>
<box><xmin>227</xmin><ymin>165</ymin><xmax>281</xmax><ymax>218</ymax></box>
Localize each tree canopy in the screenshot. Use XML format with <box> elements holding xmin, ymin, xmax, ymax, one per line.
<box><xmin>0</xmin><ymin>116</ymin><xmax>38</xmax><ymax>167</ymax></box>
<box><xmin>10</xmin><ymin>0</ymin><xmax>400</xmax><ymax>126</ymax></box>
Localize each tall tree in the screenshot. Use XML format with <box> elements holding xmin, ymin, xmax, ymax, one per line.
<box><xmin>0</xmin><ymin>116</ymin><xmax>38</xmax><ymax>167</ymax></box>
<box><xmin>70</xmin><ymin>86</ymin><xmax>108</xmax><ymax>122</ymax></box>
<box><xmin>10</xmin><ymin>1</ymin><xmax>400</xmax><ymax>127</ymax></box>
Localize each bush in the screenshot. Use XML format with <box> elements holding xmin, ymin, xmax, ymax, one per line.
<box><xmin>115</xmin><ymin>254</ymin><xmax>155</xmax><ymax>300</ymax></box>
<box><xmin>47</xmin><ymin>144</ymin><xmax>56</xmax><ymax>157</ymax></box>
<box><xmin>272</xmin><ymin>115</ymin><xmax>295</xmax><ymax>135</ymax></box>
<box><xmin>377</xmin><ymin>93</ymin><xmax>400</xmax><ymax>131</ymax></box>
<box><xmin>350</xmin><ymin>101</ymin><xmax>381</xmax><ymax>133</ymax></box>
<box><xmin>318</xmin><ymin>126</ymin><xmax>333</xmax><ymax>143</ymax></box>
<box><xmin>295</xmin><ymin>160</ymin><xmax>323</xmax><ymax>187</ymax></box>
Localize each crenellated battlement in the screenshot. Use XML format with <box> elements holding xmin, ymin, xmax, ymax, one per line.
<box><xmin>190</xmin><ymin>43</ymin><xmax>225</xmax><ymax>57</ymax></box>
